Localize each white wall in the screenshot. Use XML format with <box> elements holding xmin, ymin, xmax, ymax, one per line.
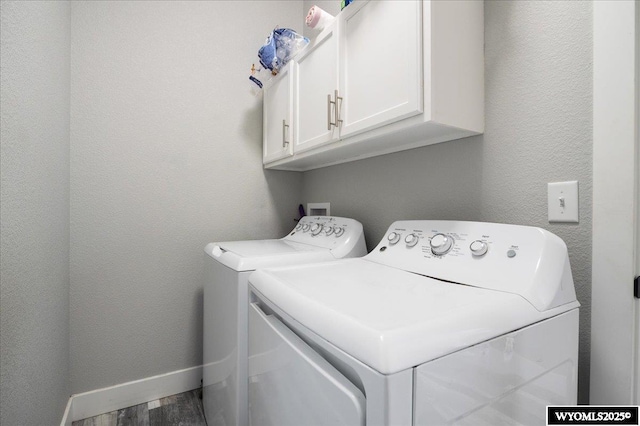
<box><xmin>0</xmin><ymin>1</ymin><xmax>71</xmax><ymax>423</ymax></box>
<box><xmin>302</xmin><ymin>0</ymin><xmax>593</xmax><ymax>403</ymax></box>
<box><xmin>70</xmin><ymin>1</ymin><xmax>303</xmax><ymax>393</ymax></box>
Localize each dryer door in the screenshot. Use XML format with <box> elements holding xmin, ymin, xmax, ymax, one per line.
<box><xmin>248</xmin><ymin>303</ymin><xmax>365</xmax><ymax>426</ymax></box>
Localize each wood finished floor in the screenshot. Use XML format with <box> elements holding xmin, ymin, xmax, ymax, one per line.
<box><xmin>72</xmin><ymin>389</ymin><xmax>206</xmax><ymax>426</ymax></box>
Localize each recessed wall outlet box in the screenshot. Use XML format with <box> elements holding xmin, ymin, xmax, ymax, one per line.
<box><xmin>307</xmin><ymin>202</ymin><xmax>330</xmax><ymax>216</ymax></box>
<box><xmin>548</xmin><ymin>181</ymin><xmax>579</xmax><ymax>223</ymax></box>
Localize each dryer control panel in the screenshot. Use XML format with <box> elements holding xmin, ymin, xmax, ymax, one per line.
<box><xmin>366</xmin><ymin>220</ymin><xmax>577</xmax><ymax>312</ymax></box>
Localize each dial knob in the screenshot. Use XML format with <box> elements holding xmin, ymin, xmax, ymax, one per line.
<box><xmin>405</xmin><ymin>233</ymin><xmax>419</xmax><ymax>247</ymax></box>
<box><xmin>310</xmin><ymin>223</ymin><xmax>322</xmax><ymax>235</ymax></box>
<box><xmin>324</xmin><ymin>226</ymin><xmax>334</xmax><ymax>236</ymax></box>
<box><xmin>469</xmin><ymin>240</ymin><xmax>488</xmax><ymax>256</ymax></box>
<box><xmin>302</xmin><ymin>224</ymin><xmax>310</xmax><ymax>232</ymax></box>
<box><xmin>387</xmin><ymin>232</ymin><xmax>401</xmax><ymax>245</ymax></box>
<box><xmin>333</xmin><ymin>226</ymin><xmax>345</xmax><ymax>237</ymax></box>
<box><xmin>295</xmin><ymin>223</ymin><xmax>303</xmax><ymax>231</ymax></box>
<box><xmin>430</xmin><ymin>233</ymin><xmax>453</xmax><ymax>255</ymax></box>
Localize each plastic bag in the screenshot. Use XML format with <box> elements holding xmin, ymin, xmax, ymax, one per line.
<box><xmin>249</xmin><ymin>28</ymin><xmax>308</xmax><ymax>93</ymax></box>
<box><xmin>258</xmin><ymin>28</ymin><xmax>309</xmax><ymax>74</ymax></box>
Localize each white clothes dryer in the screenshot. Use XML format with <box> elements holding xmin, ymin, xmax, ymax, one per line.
<box><xmin>248</xmin><ymin>220</ymin><xmax>580</xmax><ymax>426</ymax></box>
<box><xmin>203</xmin><ymin>216</ymin><xmax>366</xmax><ymax>426</ymax></box>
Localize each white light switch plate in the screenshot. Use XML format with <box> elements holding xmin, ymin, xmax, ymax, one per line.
<box><xmin>548</xmin><ymin>181</ymin><xmax>579</xmax><ymax>223</ymax></box>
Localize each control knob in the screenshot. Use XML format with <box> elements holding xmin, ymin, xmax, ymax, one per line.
<box><xmin>430</xmin><ymin>233</ymin><xmax>453</xmax><ymax>255</ymax></box>
<box><xmin>295</xmin><ymin>223</ymin><xmax>303</xmax><ymax>231</ymax></box>
<box><xmin>302</xmin><ymin>224</ymin><xmax>310</xmax><ymax>232</ymax></box>
<box><xmin>405</xmin><ymin>233</ymin><xmax>419</xmax><ymax>247</ymax></box>
<box><xmin>469</xmin><ymin>240</ymin><xmax>488</xmax><ymax>256</ymax></box>
<box><xmin>387</xmin><ymin>232</ymin><xmax>401</xmax><ymax>245</ymax></box>
<box><xmin>310</xmin><ymin>223</ymin><xmax>323</xmax><ymax>236</ymax></box>
<box><xmin>324</xmin><ymin>226</ymin><xmax>334</xmax><ymax>236</ymax></box>
<box><xmin>333</xmin><ymin>226</ymin><xmax>345</xmax><ymax>237</ymax></box>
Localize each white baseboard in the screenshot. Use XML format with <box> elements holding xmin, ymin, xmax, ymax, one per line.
<box><xmin>60</xmin><ymin>365</ymin><xmax>203</xmax><ymax>424</ymax></box>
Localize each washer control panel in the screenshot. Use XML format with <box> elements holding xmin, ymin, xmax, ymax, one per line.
<box><xmin>368</xmin><ymin>220</ymin><xmax>576</xmax><ymax>312</ymax></box>
<box><xmin>285</xmin><ymin>216</ymin><xmax>366</xmax><ymax>256</ymax></box>
<box><xmin>290</xmin><ymin>216</ymin><xmax>350</xmax><ymax>239</ymax></box>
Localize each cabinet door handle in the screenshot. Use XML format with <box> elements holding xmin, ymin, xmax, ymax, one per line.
<box><xmin>327</xmin><ymin>94</ymin><xmax>335</xmax><ymax>130</ymax></box>
<box><xmin>282</xmin><ymin>119</ymin><xmax>290</xmax><ymax>147</ymax></box>
<box><xmin>335</xmin><ymin>90</ymin><xmax>343</xmax><ymax>128</ymax></box>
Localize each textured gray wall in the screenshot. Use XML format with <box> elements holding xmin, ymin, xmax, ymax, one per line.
<box><xmin>70</xmin><ymin>1</ymin><xmax>303</xmax><ymax>393</ymax></box>
<box><xmin>302</xmin><ymin>0</ymin><xmax>593</xmax><ymax>403</ymax></box>
<box><xmin>0</xmin><ymin>1</ymin><xmax>71</xmax><ymax>424</ymax></box>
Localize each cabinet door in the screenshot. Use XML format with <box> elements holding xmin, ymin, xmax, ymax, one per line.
<box><xmin>339</xmin><ymin>0</ymin><xmax>423</xmax><ymax>138</ymax></box>
<box><xmin>295</xmin><ymin>23</ymin><xmax>340</xmax><ymax>153</ymax></box>
<box><xmin>263</xmin><ymin>63</ymin><xmax>294</xmax><ymax>164</ymax></box>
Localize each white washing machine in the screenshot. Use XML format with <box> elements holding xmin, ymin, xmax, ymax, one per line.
<box><xmin>247</xmin><ymin>220</ymin><xmax>580</xmax><ymax>426</ymax></box>
<box><xmin>203</xmin><ymin>216</ymin><xmax>367</xmax><ymax>426</ymax></box>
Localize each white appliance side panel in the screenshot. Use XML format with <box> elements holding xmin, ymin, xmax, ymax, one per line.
<box><xmin>248</xmin><ymin>303</ymin><xmax>365</xmax><ymax>426</ymax></box>
<box><xmin>414</xmin><ymin>309</ymin><xmax>579</xmax><ymax>426</ymax></box>
<box><xmin>203</xmin><ymin>263</ymin><xmax>251</xmax><ymax>426</ymax></box>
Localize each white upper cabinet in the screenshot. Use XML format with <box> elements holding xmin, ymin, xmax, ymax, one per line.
<box><xmin>263</xmin><ymin>0</ymin><xmax>484</xmax><ymax>171</ymax></box>
<box><xmin>339</xmin><ymin>0</ymin><xmax>422</xmax><ymax>138</ymax></box>
<box><xmin>295</xmin><ymin>21</ymin><xmax>340</xmax><ymax>153</ymax></box>
<box><xmin>263</xmin><ymin>62</ymin><xmax>294</xmax><ymax>163</ymax></box>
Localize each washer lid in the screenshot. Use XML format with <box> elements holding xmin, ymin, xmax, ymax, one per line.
<box><xmin>205</xmin><ymin>240</ymin><xmax>332</xmax><ymax>272</ymax></box>
<box><xmin>249</xmin><ymin>259</ymin><xmax>579</xmax><ymax>375</ymax></box>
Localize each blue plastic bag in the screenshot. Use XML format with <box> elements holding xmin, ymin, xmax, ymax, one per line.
<box><xmin>258</xmin><ymin>28</ymin><xmax>309</xmax><ymax>74</ymax></box>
